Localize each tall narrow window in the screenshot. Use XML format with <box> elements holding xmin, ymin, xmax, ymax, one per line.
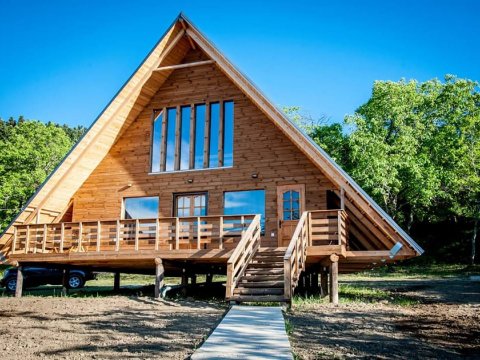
<box><xmin>180</xmin><ymin>106</ymin><xmax>191</xmax><ymax>170</ymax></box>
<box><xmin>223</xmin><ymin>101</ymin><xmax>234</xmax><ymax>167</ymax></box>
<box><xmin>194</xmin><ymin>104</ymin><xmax>206</xmax><ymax>169</ymax></box>
<box><xmin>209</xmin><ymin>102</ymin><xmax>220</xmax><ymax>167</ymax></box>
<box><xmin>165</xmin><ymin>107</ymin><xmax>177</xmax><ymax>172</ymax></box>
<box><xmin>151</xmin><ymin>110</ymin><xmax>163</xmax><ymax>173</ymax></box>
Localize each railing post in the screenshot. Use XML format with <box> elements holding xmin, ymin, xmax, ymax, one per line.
<box><xmin>284</xmin><ymin>257</ymin><xmax>292</xmax><ymax>302</ymax></box>
<box><xmin>241</xmin><ymin>216</ymin><xmax>245</xmax><ymax>236</ymax></box>
<box><xmin>12</xmin><ymin>226</ymin><xmax>17</xmax><ymax>254</ymax></box>
<box><xmin>197</xmin><ymin>217</ymin><xmax>201</xmax><ymax>250</ymax></box>
<box><xmin>60</xmin><ymin>223</ymin><xmax>65</xmax><ymax>253</ymax></box>
<box><xmin>175</xmin><ymin>218</ymin><xmax>180</xmax><ymax>250</ymax></box>
<box><xmin>25</xmin><ymin>225</ymin><xmax>30</xmax><ymax>254</ymax></box>
<box><xmin>337</xmin><ymin>211</ymin><xmax>342</xmax><ymax>246</ymax></box>
<box><xmin>155</xmin><ymin>218</ymin><xmax>160</xmax><ymax>251</ymax></box>
<box><xmin>42</xmin><ymin>224</ymin><xmax>47</xmax><ymax>253</ymax></box>
<box><xmin>135</xmin><ymin>219</ymin><xmax>140</xmax><ymax>251</ymax></box>
<box><xmin>78</xmin><ymin>222</ymin><xmax>83</xmax><ymax>252</ymax></box>
<box><xmin>226</xmin><ymin>262</ymin><xmax>234</xmax><ymax>299</ymax></box>
<box><xmin>115</xmin><ymin>220</ymin><xmax>120</xmax><ymax>251</ymax></box>
<box><xmin>96</xmin><ymin>221</ymin><xmax>101</xmax><ymax>252</ymax></box>
<box><xmin>308</xmin><ymin>212</ymin><xmax>312</xmax><ymax>246</ymax></box>
<box><xmin>219</xmin><ymin>216</ymin><xmax>224</xmax><ymax>250</ymax></box>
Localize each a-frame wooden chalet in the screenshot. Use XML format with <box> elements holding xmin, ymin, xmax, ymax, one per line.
<box><xmin>0</xmin><ymin>14</ymin><xmax>423</xmax><ymax>303</ymax></box>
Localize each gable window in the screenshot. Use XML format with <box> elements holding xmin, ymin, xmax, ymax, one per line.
<box><xmin>151</xmin><ymin>100</ymin><xmax>234</xmax><ymax>173</ymax></box>
<box><xmin>123</xmin><ymin>196</ymin><xmax>159</xmax><ymax>219</ymax></box>
<box><xmin>224</xmin><ymin>190</ymin><xmax>265</xmax><ymax>234</ymax></box>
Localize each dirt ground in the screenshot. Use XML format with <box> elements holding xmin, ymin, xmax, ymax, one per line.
<box><xmin>0</xmin><ymin>296</ymin><xmax>225</xmax><ymax>359</ymax></box>
<box><xmin>286</xmin><ymin>278</ymin><xmax>480</xmax><ymax>359</ymax></box>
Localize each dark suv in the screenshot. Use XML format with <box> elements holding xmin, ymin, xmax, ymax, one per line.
<box><xmin>1</xmin><ymin>267</ymin><xmax>96</xmax><ymax>292</ymax></box>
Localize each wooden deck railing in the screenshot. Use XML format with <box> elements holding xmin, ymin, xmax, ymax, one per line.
<box><xmin>11</xmin><ymin>215</ymin><xmax>256</xmax><ymax>255</ymax></box>
<box><xmin>225</xmin><ymin>214</ymin><xmax>262</xmax><ymax>299</ymax></box>
<box><xmin>284</xmin><ymin>209</ymin><xmax>347</xmax><ymax>301</ymax></box>
<box><xmin>308</xmin><ymin>210</ymin><xmax>348</xmax><ymax>247</ymax></box>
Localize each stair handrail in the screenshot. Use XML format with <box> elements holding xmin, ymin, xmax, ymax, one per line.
<box><xmin>226</xmin><ymin>214</ymin><xmax>262</xmax><ymax>299</ymax></box>
<box><xmin>284</xmin><ymin>211</ymin><xmax>309</xmax><ymax>301</ymax></box>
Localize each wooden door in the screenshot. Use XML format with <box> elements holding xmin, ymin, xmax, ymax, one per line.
<box><xmin>277</xmin><ymin>184</ymin><xmax>305</xmax><ymax>247</ymax></box>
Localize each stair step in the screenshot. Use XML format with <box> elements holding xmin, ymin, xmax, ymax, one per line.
<box><xmin>258</xmin><ymin>247</ymin><xmax>287</xmax><ymax>252</ymax></box>
<box><xmin>240</xmin><ymin>274</ymin><xmax>284</xmax><ymax>282</ymax></box>
<box><xmin>248</xmin><ymin>262</ymin><xmax>284</xmax><ymax>268</ymax></box>
<box><xmin>234</xmin><ymin>287</ymin><xmax>284</xmax><ymax>295</ymax></box>
<box><xmin>244</xmin><ymin>268</ymin><xmax>284</xmax><ymax>275</ymax></box>
<box><xmin>251</xmin><ymin>256</ymin><xmax>284</xmax><ymax>262</ymax></box>
<box><xmin>238</xmin><ymin>281</ymin><xmax>284</xmax><ymax>288</ymax></box>
<box><xmin>229</xmin><ymin>295</ymin><xmax>286</xmax><ymax>303</ymax></box>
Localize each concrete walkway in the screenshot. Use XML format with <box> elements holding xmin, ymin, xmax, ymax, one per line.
<box><xmin>191</xmin><ymin>306</ymin><xmax>293</xmax><ymax>360</ymax></box>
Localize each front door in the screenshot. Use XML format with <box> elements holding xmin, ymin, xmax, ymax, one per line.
<box><xmin>277</xmin><ymin>184</ymin><xmax>305</xmax><ymax>247</ymax></box>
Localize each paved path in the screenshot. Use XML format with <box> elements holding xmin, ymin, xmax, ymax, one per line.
<box><xmin>191</xmin><ymin>306</ymin><xmax>293</xmax><ymax>360</ymax></box>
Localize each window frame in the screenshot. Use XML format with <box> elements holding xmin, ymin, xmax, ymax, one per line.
<box><xmin>173</xmin><ymin>192</ymin><xmax>209</xmax><ymax>218</ymax></box>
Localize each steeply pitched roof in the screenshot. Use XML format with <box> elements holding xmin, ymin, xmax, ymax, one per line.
<box><xmin>0</xmin><ymin>13</ymin><xmax>423</xmax><ymax>259</ymax></box>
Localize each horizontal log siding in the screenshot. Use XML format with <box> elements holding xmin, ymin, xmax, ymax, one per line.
<box><xmin>72</xmin><ymin>49</ymin><xmax>335</xmax><ymax>247</ymax></box>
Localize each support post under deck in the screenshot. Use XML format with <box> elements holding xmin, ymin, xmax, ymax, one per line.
<box><xmin>154</xmin><ymin>258</ymin><xmax>164</xmax><ymax>299</ymax></box>
<box><xmin>329</xmin><ymin>254</ymin><xmax>339</xmax><ymax>305</ymax></box>
<box><xmin>62</xmin><ymin>268</ymin><xmax>69</xmax><ymax>296</ymax></box>
<box><xmin>320</xmin><ymin>267</ymin><xmax>328</xmax><ymax>298</ymax></box>
<box><xmin>114</xmin><ymin>272</ymin><xmax>121</xmax><ymax>291</ymax></box>
<box><xmin>15</xmin><ymin>266</ymin><xmax>23</xmax><ymax>298</ymax></box>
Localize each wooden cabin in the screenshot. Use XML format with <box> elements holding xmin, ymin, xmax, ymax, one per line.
<box><xmin>0</xmin><ymin>14</ymin><xmax>423</xmax><ymax>303</ymax></box>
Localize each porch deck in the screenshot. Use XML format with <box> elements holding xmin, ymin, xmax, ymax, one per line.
<box><xmin>7</xmin><ymin>210</ymin><xmax>403</xmax><ymax>302</ymax></box>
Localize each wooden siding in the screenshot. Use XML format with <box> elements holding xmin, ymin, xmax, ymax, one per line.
<box><xmin>71</xmin><ymin>48</ymin><xmax>336</xmax><ymax>247</ymax></box>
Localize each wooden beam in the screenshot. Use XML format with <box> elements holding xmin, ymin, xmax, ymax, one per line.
<box><xmin>179</xmin><ymin>18</ymin><xmax>196</xmax><ymax>49</ymax></box>
<box><xmin>154</xmin><ymin>60</ymin><xmax>214</xmax><ymax>72</ymax></box>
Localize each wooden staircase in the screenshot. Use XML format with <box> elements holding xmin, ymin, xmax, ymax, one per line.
<box><xmin>230</xmin><ymin>247</ymin><xmax>287</xmax><ymax>303</ymax></box>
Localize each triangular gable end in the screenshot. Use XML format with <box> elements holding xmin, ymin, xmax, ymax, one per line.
<box><xmin>0</xmin><ymin>13</ymin><xmax>423</xmax><ymax>260</ymax></box>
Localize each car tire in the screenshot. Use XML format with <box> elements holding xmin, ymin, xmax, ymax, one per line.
<box><xmin>68</xmin><ymin>274</ymin><xmax>85</xmax><ymax>289</ymax></box>
<box><xmin>5</xmin><ymin>277</ymin><xmax>18</xmax><ymax>293</ymax></box>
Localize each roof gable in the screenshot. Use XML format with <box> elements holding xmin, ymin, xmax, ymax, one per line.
<box><xmin>0</xmin><ymin>13</ymin><xmax>423</xmax><ymax>258</ymax></box>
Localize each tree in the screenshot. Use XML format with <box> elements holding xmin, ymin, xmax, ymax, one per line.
<box><xmin>0</xmin><ymin>118</ymin><xmax>75</xmax><ymax>231</ymax></box>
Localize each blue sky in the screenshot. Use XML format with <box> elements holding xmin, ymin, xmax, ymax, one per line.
<box><xmin>1</xmin><ymin>0</ymin><xmax>479</xmax><ymax>127</ymax></box>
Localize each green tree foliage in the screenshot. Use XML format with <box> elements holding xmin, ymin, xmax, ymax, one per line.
<box><xmin>0</xmin><ymin>117</ymin><xmax>85</xmax><ymax>232</ymax></box>
<box><xmin>284</xmin><ymin>75</ymin><xmax>480</xmax><ymax>263</ymax></box>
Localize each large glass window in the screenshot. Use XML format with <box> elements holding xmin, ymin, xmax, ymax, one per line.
<box><xmin>224</xmin><ymin>190</ymin><xmax>266</xmax><ymax>233</ymax></box>
<box><xmin>124</xmin><ymin>197</ymin><xmax>159</xmax><ymax>219</ymax></box>
<box><xmin>194</xmin><ymin>104</ymin><xmax>206</xmax><ymax>169</ymax></box>
<box><xmin>209</xmin><ymin>102</ymin><xmax>220</xmax><ymax>167</ymax></box>
<box><xmin>223</xmin><ymin>101</ymin><xmax>234</xmax><ymax>167</ymax></box>
<box><xmin>151</xmin><ymin>100</ymin><xmax>234</xmax><ymax>173</ymax></box>
<box><xmin>165</xmin><ymin>107</ymin><xmax>177</xmax><ymax>172</ymax></box>
<box><xmin>175</xmin><ymin>193</ymin><xmax>207</xmax><ymax>217</ymax></box>
<box><xmin>180</xmin><ymin>106</ymin><xmax>191</xmax><ymax>170</ymax></box>
<box><xmin>151</xmin><ymin>111</ymin><xmax>163</xmax><ymax>173</ymax></box>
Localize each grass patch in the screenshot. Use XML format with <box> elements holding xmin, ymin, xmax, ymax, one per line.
<box><xmin>343</xmin><ymin>262</ymin><xmax>480</xmax><ymax>280</ymax></box>
<box><xmin>293</xmin><ymin>283</ymin><xmax>419</xmax><ymax>307</ymax></box>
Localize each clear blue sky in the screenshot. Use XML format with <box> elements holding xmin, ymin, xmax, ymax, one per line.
<box><xmin>1</xmin><ymin>0</ymin><xmax>479</xmax><ymax>128</ymax></box>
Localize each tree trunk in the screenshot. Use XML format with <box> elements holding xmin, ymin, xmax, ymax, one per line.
<box><xmin>406</xmin><ymin>209</ymin><xmax>414</xmax><ymax>233</ymax></box>
<box><xmin>472</xmin><ymin>219</ymin><xmax>478</xmax><ymax>265</ymax></box>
